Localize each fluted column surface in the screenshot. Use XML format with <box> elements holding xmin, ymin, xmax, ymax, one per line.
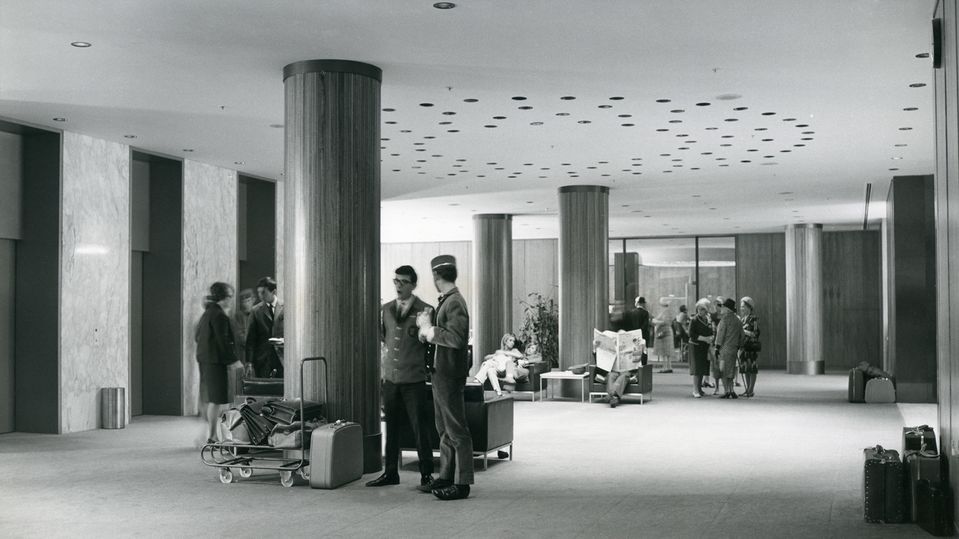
<box><xmin>785</xmin><ymin>224</ymin><xmax>824</xmax><ymax>374</ymax></box>
<box><xmin>472</xmin><ymin>214</ymin><xmax>512</xmax><ymax>371</ymax></box>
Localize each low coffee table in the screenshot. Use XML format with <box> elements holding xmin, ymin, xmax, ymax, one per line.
<box><xmin>538</xmin><ymin>371</ymin><xmax>589</xmax><ymax>402</ymax></box>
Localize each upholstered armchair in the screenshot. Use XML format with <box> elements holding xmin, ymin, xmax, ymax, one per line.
<box><xmin>587</xmin><ymin>363</ymin><xmax>653</xmax><ymax>404</ymax></box>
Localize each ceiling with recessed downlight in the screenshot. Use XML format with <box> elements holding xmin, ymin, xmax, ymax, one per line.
<box><xmin>0</xmin><ymin>0</ymin><xmax>937</xmax><ymax>242</ymax></box>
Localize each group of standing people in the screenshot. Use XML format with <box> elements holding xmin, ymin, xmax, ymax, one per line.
<box><xmin>194</xmin><ymin>277</ymin><xmax>285</xmax><ymax>445</ymax></box>
<box><xmin>687</xmin><ymin>296</ymin><xmax>761</xmax><ymax>399</ymax></box>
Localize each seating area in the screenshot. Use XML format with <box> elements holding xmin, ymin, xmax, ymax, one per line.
<box><xmin>478</xmin><ymin>360</ymin><xmax>551</xmax><ymax>399</ymax></box>
<box><xmin>397</xmin><ymin>382</ymin><xmax>514</xmax><ymax>470</ymax></box>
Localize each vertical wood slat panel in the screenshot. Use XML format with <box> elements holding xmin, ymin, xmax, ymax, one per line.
<box><xmin>822</xmin><ymin>231</ymin><xmax>882</xmax><ymax>371</ymax></box>
<box><xmin>284</xmin><ymin>63</ymin><xmax>380</xmax><ymax>471</ymax></box>
<box><xmin>559</xmin><ymin>186</ymin><xmax>608</xmax><ymax>370</ymax></box>
<box><xmin>735</xmin><ymin>233</ymin><xmax>786</xmax><ymax>369</ymax></box>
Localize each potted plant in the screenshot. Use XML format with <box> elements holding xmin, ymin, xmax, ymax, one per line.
<box><xmin>519</xmin><ymin>292</ymin><xmax>559</xmax><ymax>370</ymax></box>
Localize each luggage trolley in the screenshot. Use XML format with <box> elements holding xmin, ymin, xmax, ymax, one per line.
<box><xmin>201</xmin><ymin>356</ymin><xmax>327</xmax><ymax>487</ymax></box>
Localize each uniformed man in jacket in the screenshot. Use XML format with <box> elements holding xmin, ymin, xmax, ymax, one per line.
<box><xmin>416</xmin><ymin>254</ymin><xmax>473</xmax><ymax>500</ymax></box>
<box><xmin>366</xmin><ymin>265</ymin><xmax>436</xmax><ymax>489</ymax></box>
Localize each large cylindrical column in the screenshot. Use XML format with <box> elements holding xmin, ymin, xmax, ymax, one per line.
<box><xmin>559</xmin><ymin>186</ymin><xmax>609</xmax><ymax>371</ymax></box>
<box><xmin>472</xmin><ymin>214</ymin><xmax>512</xmax><ymax>371</ymax></box>
<box><xmin>785</xmin><ymin>223</ymin><xmax>824</xmax><ymax>374</ymax></box>
<box><xmin>283</xmin><ymin>60</ymin><xmax>381</xmax><ymax>472</ymax></box>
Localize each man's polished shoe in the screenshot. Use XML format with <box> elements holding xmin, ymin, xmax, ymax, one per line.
<box><xmin>365</xmin><ymin>473</ymin><xmax>400</xmax><ymax>487</ymax></box>
<box><xmin>415</xmin><ymin>475</ymin><xmax>435</xmax><ymax>492</ymax></box>
<box><xmin>421</xmin><ymin>477</ymin><xmax>451</xmax><ymax>492</ymax></box>
<box><xmin>433</xmin><ymin>484</ymin><xmax>470</xmax><ymax>500</ymax></box>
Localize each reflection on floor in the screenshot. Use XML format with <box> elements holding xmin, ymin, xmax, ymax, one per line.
<box><xmin>0</xmin><ymin>370</ymin><xmax>936</xmax><ymax>538</ymax></box>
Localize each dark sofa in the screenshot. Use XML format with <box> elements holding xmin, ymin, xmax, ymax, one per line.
<box><xmin>397</xmin><ymin>382</ymin><xmax>514</xmax><ymax>470</ymax></box>
<box><xmin>587</xmin><ymin>364</ymin><xmax>653</xmax><ymax>404</ymax></box>
<box><xmin>479</xmin><ymin>360</ymin><xmax>551</xmax><ymax>399</ymax></box>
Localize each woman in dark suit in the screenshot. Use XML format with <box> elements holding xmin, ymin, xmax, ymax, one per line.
<box><xmin>739</xmin><ymin>296</ymin><xmax>761</xmax><ymax>398</ymax></box>
<box><xmin>196</xmin><ymin>282</ymin><xmax>239</xmax><ymax>443</ymax></box>
<box><xmin>687</xmin><ymin>298</ymin><xmax>714</xmax><ymax>398</ymax></box>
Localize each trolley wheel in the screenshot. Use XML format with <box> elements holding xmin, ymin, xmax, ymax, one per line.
<box><xmin>218</xmin><ymin>468</ymin><xmax>234</xmax><ymax>484</ymax></box>
<box><xmin>298</xmin><ymin>466</ymin><xmax>310</xmax><ymax>481</ymax></box>
<box><xmin>279</xmin><ymin>470</ymin><xmax>295</xmax><ymax>488</ymax></box>
<box><xmin>238</xmin><ymin>466</ymin><xmax>253</xmax><ymax>479</ymax></box>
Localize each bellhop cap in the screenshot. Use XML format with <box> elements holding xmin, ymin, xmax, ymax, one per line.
<box><xmin>431</xmin><ymin>254</ymin><xmax>457</xmax><ymax>270</ymax></box>
<box><xmin>723</xmin><ymin>298</ymin><xmax>737</xmax><ymax>311</ymax></box>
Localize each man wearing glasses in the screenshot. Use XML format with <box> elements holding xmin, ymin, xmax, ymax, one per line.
<box><xmin>366</xmin><ymin>265</ymin><xmax>436</xmax><ymax>490</ymax></box>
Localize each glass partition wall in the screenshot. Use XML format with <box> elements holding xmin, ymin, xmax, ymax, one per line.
<box><xmin>608</xmin><ymin>236</ymin><xmax>736</xmax><ymax>366</ymax></box>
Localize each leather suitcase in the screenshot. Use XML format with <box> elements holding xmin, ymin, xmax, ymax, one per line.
<box><xmin>864</xmin><ymin>378</ymin><xmax>895</xmax><ymax>404</ymax></box>
<box><xmin>863</xmin><ymin>446</ymin><xmax>905</xmax><ymax>523</ymax></box>
<box><xmin>917</xmin><ymin>480</ymin><xmax>954</xmax><ymax>536</ymax></box>
<box><xmin>904</xmin><ymin>449</ymin><xmax>942</xmax><ymax>522</ymax></box>
<box><xmin>309</xmin><ymin>420</ymin><xmax>363</xmax><ymax>489</ymax></box>
<box><xmin>903</xmin><ymin>425</ymin><xmax>937</xmax><ymax>453</ymax></box>
<box><xmin>848</xmin><ymin>368</ymin><xmax>866</xmax><ymax>403</ymax></box>
<box><xmin>242</xmin><ymin>377</ymin><xmax>284</xmax><ymax>396</ymax></box>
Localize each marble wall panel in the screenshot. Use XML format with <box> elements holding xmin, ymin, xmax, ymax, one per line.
<box><xmin>181</xmin><ymin>161</ymin><xmax>237</xmax><ymax>415</ymax></box>
<box><xmin>59</xmin><ymin>132</ymin><xmax>130</xmax><ymax>433</ymax></box>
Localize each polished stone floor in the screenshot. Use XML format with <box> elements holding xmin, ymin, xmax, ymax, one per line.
<box><xmin>0</xmin><ymin>370</ymin><xmax>937</xmax><ymax>538</ymax></box>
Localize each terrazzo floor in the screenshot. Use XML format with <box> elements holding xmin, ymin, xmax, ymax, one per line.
<box><xmin>0</xmin><ymin>370</ymin><xmax>938</xmax><ymax>538</ymax></box>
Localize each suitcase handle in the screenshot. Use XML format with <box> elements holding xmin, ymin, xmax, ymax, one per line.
<box><xmin>300</xmin><ymin>357</ymin><xmax>329</xmax><ymax>436</ymax></box>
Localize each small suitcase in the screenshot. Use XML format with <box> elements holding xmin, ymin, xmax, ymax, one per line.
<box><xmin>917</xmin><ymin>479</ymin><xmax>954</xmax><ymax>536</ymax></box>
<box><xmin>903</xmin><ymin>425</ymin><xmax>937</xmax><ymax>453</ymax></box>
<box><xmin>848</xmin><ymin>368</ymin><xmax>866</xmax><ymax>403</ymax></box>
<box><xmin>309</xmin><ymin>420</ymin><xmax>363</xmax><ymax>489</ymax></box>
<box><xmin>864</xmin><ymin>378</ymin><xmax>896</xmax><ymax>403</ymax></box>
<box><xmin>242</xmin><ymin>377</ymin><xmax>284</xmax><ymax>396</ymax></box>
<box><xmin>904</xmin><ymin>449</ymin><xmax>942</xmax><ymax>522</ymax></box>
<box><xmin>863</xmin><ymin>446</ymin><xmax>905</xmax><ymax>523</ymax></box>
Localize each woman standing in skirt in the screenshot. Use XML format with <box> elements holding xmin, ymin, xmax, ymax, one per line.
<box><xmin>714</xmin><ymin>298</ymin><xmax>744</xmax><ymax>399</ymax></box>
<box><xmin>687</xmin><ymin>299</ymin><xmax>715</xmax><ymax>398</ymax></box>
<box><xmin>196</xmin><ymin>282</ymin><xmax>239</xmax><ymax>444</ymax></box>
<box><xmin>739</xmin><ymin>296</ymin><xmax>761</xmax><ymax>398</ymax></box>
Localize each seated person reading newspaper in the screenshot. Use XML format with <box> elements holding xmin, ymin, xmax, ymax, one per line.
<box><xmin>592</xmin><ymin>329</ymin><xmax>646</xmax><ymax>408</ymax></box>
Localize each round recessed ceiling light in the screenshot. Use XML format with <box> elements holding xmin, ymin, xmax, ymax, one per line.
<box><xmin>560</xmin><ymin>96</ymin><xmax>576</xmax><ymax>100</ymax></box>
<box><xmin>530</xmin><ymin>121</ymin><xmax>543</xmax><ymax>126</ymax></box>
<box><xmin>903</xmin><ymin>107</ymin><xmax>919</xmax><ymax>111</ymax></box>
<box><xmin>724</xmin><ymin>118</ymin><xmax>738</xmax><ymax>122</ymax></box>
<box><xmin>733</xmin><ymin>106</ymin><xmax>749</xmax><ymax>111</ymax></box>
<box><xmin>696</xmin><ymin>102</ymin><xmax>711</xmax><ymax>107</ymax></box>
<box><xmin>899</xmin><ymin>127</ymin><xmax>913</xmax><ymax>131</ymax></box>
<box><xmin>618</xmin><ymin>114</ymin><xmax>632</xmax><ymax>118</ymax></box>
<box><xmin>484</xmin><ymin>125</ymin><xmax>497</xmax><ymax>128</ymax></box>
<box><xmin>53</xmin><ymin>117</ymin><xmax>67</xmax><ymax>122</ymax></box>
<box><xmin>123</xmin><ymin>134</ymin><xmax>136</xmax><ymax>139</ymax></box>
<box><xmin>385</xmin><ymin>121</ymin><xmax>397</xmax><ymax>125</ymax></box>
<box><xmin>234</xmin><ymin>161</ymin><xmax>244</xmax><ymax>165</ymax></box>
<box><xmin>715</xmin><ymin>93</ymin><xmax>742</xmax><ymax>101</ymax></box>
<box><xmin>70</xmin><ymin>41</ymin><xmax>92</xmax><ymax>48</ymax></box>
<box><xmin>442</xmin><ymin>111</ymin><xmax>456</xmax><ymax>115</ymax></box>
<box><xmin>621</xmin><ymin>123</ymin><xmax>635</xmax><ymax>127</ymax></box>
<box><xmin>512</xmin><ymin>96</ymin><xmax>527</xmax><ymax>101</ymax></box>
<box><xmin>598</xmin><ymin>104</ymin><xmax>613</xmax><ymax>109</ymax></box>
<box><xmin>670</xmin><ymin>109</ymin><xmax>685</xmax><ymax>113</ymax></box>
<box><xmin>382</xmin><ymin>108</ymin><xmax>395</xmax><ymax>112</ymax></box>
<box><xmin>518</xmin><ymin>105</ymin><xmax>533</xmax><ymax>110</ymax></box>
<box><xmin>889</xmin><ymin>168</ymin><xmax>900</xmax><ymax>171</ymax></box>
<box><xmin>578</xmin><ymin>120</ymin><xmax>591</xmax><ymax>124</ymax></box>
<box><xmin>655</xmin><ymin>98</ymin><xmax>671</xmax><ymax>103</ymax></box>
<box><xmin>433</xmin><ymin>2</ymin><xmax>456</xmax><ymax>8</ymax></box>
<box><xmin>492</xmin><ymin>115</ymin><xmax>506</xmax><ymax>120</ymax></box>
<box><xmin>894</xmin><ymin>143</ymin><xmax>908</xmax><ymax>147</ymax></box>
<box><xmin>419</xmin><ymin>102</ymin><xmax>434</xmax><ymax>107</ymax></box>
<box><xmin>656</xmin><ymin>128</ymin><xmax>669</xmax><ymax>132</ymax></box>
<box><xmin>463</xmin><ymin>98</ymin><xmax>478</xmax><ymax>103</ymax></box>
<box><xmin>668</xmin><ymin>119</ymin><xmax>682</xmax><ymax>123</ymax></box>
<box><xmin>182</xmin><ymin>148</ymin><xmax>194</xmax><ymax>153</ymax></box>
<box><xmin>269</xmin><ymin>123</ymin><xmax>284</xmax><ymax>128</ymax></box>
<box><xmin>609</xmin><ymin>96</ymin><xmax>624</xmax><ymax>101</ymax></box>
<box><xmin>909</xmin><ymin>83</ymin><xmax>927</xmax><ymax>88</ymax></box>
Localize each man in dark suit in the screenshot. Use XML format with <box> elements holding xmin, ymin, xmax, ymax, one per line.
<box><xmin>245</xmin><ymin>276</ymin><xmax>284</xmax><ymax>378</ymax></box>
<box><xmin>634</xmin><ymin>296</ymin><xmax>652</xmax><ymax>348</ymax></box>
<box><xmin>416</xmin><ymin>255</ymin><xmax>473</xmax><ymax>501</ymax></box>
<box><xmin>366</xmin><ymin>265</ymin><xmax>436</xmax><ymax>489</ymax></box>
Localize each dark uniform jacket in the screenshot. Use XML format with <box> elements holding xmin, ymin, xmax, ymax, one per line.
<box><xmin>196</xmin><ymin>303</ymin><xmax>238</xmax><ymax>365</ymax></box>
<box><xmin>429</xmin><ymin>287</ymin><xmax>470</xmax><ymax>379</ymax></box>
<box><xmin>381</xmin><ymin>296</ymin><xmax>433</xmax><ymax>384</ymax></box>
<box><xmin>246</xmin><ymin>300</ymin><xmax>284</xmax><ymax>368</ymax></box>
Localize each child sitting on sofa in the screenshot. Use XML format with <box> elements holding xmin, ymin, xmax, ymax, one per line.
<box><xmin>474</xmin><ymin>333</ymin><xmax>525</xmax><ymax>396</ymax></box>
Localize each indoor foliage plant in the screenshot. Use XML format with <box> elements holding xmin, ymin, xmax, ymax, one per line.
<box><xmin>520</xmin><ymin>292</ymin><xmax>559</xmax><ymax>369</ymax></box>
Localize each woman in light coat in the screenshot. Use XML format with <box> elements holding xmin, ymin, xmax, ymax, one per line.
<box><xmin>714</xmin><ymin>297</ymin><xmax>744</xmax><ymax>399</ymax></box>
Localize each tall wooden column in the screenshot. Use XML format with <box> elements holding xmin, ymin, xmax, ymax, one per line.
<box><xmin>785</xmin><ymin>224</ymin><xmax>824</xmax><ymax>374</ymax></box>
<box><xmin>283</xmin><ymin>60</ymin><xmax>381</xmax><ymax>472</ymax></box>
<box><xmin>472</xmin><ymin>214</ymin><xmax>512</xmax><ymax>371</ymax></box>
<box><xmin>558</xmin><ymin>185</ymin><xmax>609</xmax><ymax>371</ymax></box>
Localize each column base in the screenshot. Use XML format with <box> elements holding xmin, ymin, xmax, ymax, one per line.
<box><xmin>363</xmin><ymin>432</ymin><xmax>382</xmax><ymax>474</ymax></box>
<box><xmin>787</xmin><ymin>360</ymin><xmax>824</xmax><ymax>375</ymax></box>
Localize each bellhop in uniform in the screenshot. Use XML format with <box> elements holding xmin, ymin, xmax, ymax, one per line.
<box><xmin>417</xmin><ymin>254</ymin><xmax>474</xmax><ymax>500</ymax></box>
<box><xmin>366</xmin><ymin>265</ymin><xmax>435</xmax><ymax>489</ymax></box>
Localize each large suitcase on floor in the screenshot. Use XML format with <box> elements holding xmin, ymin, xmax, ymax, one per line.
<box><xmin>917</xmin><ymin>479</ymin><xmax>954</xmax><ymax>536</ymax></box>
<box><xmin>864</xmin><ymin>378</ymin><xmax>896</xmax><ymax>403</ymax></box>
<box><xmin>903</xmin><ymin>425</ymin><xmax>937</xmax><ymax>453</ymax></box>
<box><xmin>309</xmin><ymin>420</ymin><xmax>363</xmax><ymax>489</ymax></box>
<box><xmin>904</xmin><ymin>449</ymin><xmax>943</xmax><ymax>522</ymax></box>
<box><xmin>848</xmin><ymin>368</ymin><xmax>866</xmax><ymax>403</ymax></box>
<box><xmin>863</xmin><ymin>446</ymin><xmax>905</xmax><ymax>523</ymax></box>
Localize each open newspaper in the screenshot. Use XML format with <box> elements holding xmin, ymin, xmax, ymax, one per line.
<box><xmin>593</xmin><ymin>328</ymin><xmax>646</xmax><ymax>375</ymax></box>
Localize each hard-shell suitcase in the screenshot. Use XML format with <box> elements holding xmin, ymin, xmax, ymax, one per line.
<box><xmin>241</xmin><ymin>377</ymin><xmax>284</xmax><ymax>396</ymax></box>
<box><xmin>917</xmin><ymin>479</ymin><xmax>954</xmax><ymax>536</ymax></box>
<box><xmin>904</xmin><ymin>449</ymin><xmax>942</xmax><ymax>522</ymax></box>
<box><xmin>848</xmin><ymin>368</ymin><xmax>866</xmax><ymax>403</ymax></box>
<box><xmin>309</xmin><ymin>420</ymin><xmax>363</xmax><ymax>489</ymax></box>
<box><xmin>864</xmin><ymin>378</ymin><xmax>896</xmax><ymax>403</ymax></box>
<box><xmin>903</xmin><ymin>425</ymin><xmax>937</xmax><ymax>453</ymax></box>
<box><xmin>863</xmin><ymin>446</ymin><xmax>905</xmax><ymax>523</ymax></box>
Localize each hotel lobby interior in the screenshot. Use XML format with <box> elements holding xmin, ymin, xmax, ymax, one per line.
<box><xmin>2</xmin><ymin>1</ymin><xmax>959</xmax><ymax>537</ymax></box>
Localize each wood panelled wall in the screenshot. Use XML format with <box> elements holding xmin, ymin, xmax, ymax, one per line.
<box><xmin>736</xmin><ymin>234</ymin><xmax>787</xmax><ymax>369</ymax></box>
<box><xmin>822</xmin><ymin>230</ymin><xmax>883</xmax><ymax>372</ymax></box>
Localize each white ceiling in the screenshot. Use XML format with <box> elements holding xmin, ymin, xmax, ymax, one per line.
<box><xmin>0</xmin><ymin>0</ymin><xmax>937</xmax><ymax>242</ymax></box>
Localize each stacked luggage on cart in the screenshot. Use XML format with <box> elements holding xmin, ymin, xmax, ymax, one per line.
<box><xmin>202</xmin><ymin>357</ymin><xmax>364</xmax><ymax>489</ymax></box>
<box><xmin>862</xmin><ymin>424</ymin><xmax>953</xmax><ymax>535</ymax></box>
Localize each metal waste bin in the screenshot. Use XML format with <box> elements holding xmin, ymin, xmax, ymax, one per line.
<box><xmin>100</xmin><ymin>387</ymin><xmax>126</xmax><ymax>429</ymax></box>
